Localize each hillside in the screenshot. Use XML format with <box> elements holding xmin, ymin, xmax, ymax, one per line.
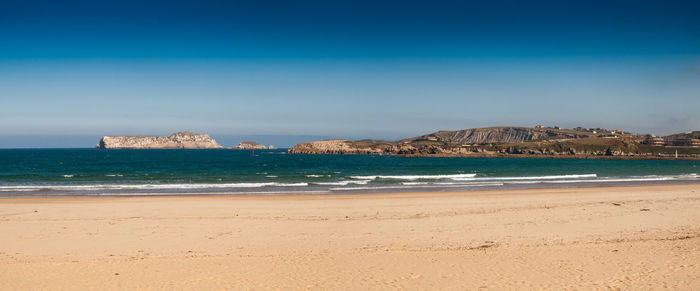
<box><xmin>666</xmin><ymin>131</ymin><xmax>700</xmax><ymax>140</ymax></box>
<box><xmin>400</xmin><ymin>126</ymin><xmax>595</xmax><ymax>144</ymax></box>
<box><xmin>289</xmin><ymin>127</ymin><xmax>700</xmax><ymax>160</ymax></box>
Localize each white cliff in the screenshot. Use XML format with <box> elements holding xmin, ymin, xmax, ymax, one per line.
<box><xmin>97</xmin><ymin>132</ymin><xmax>223</xmax><ymax>149</ymax></box>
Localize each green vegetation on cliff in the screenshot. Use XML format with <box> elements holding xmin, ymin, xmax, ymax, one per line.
<box><xmin>289</xmin><ymin>126</ymin><xmax>700</xmax><ymax>159</ymax></box>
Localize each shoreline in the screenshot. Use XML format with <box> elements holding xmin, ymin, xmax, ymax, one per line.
<box><xmin>1</xmin><ymin>182</ymin><xmax>699</xmax><ymax>200</ymax></box>
<box><xmin>3</xmin><ymin>147</ymin><xmax>699</xmax><ymax>161</ymax></box>
<box><xmin>398</xmin><ymin>152</ymin><xmax>700</xmax><ymax>161</ymax></box>
<box><xmin>2</xmin><ymin>184</ymin><xmax>699</xmax><ymax>289</ymax></box>
<box><xmin>286</xmin><ymin>149</ymin><xmax>700</xmax><ymax>160</ymax></box>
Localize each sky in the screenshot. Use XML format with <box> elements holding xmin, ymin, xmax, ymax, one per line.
<box><xmin>1</xmin><ymin>0</ymin><xmax>699</xmax><ymax>148</ymax></box>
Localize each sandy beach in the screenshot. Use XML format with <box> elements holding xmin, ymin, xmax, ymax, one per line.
<box><xmin>1</xmin><ymin>184</ymin><xmax>699</xmax><ymax>290</ymax></box>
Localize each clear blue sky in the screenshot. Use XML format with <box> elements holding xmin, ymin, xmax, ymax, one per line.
<box><xmin>1</xmin><ymin>0</ymin><xmax>699</xmax><ymax>147</ymax></box>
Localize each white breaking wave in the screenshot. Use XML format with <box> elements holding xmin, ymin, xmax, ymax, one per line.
<box><xmin>496</xmin><ymin>174</ymin><xmax>698</xmax><ymax>185</ymax></box>
<box><xmin>62</xmin><ymin>175</ymin><xmax>74</xmax><ymax>178</ymax></box>
<box><xmin>0</xmin><ymin>182</ymin><xmax>309</xmax><ymax>191</ymax></box>
<box><xmin>402</xmin><ymin>181</ymin><xmax>504</xmax><ymax>186</ymax></box>
<box><xmin>349</xmin><ymin>173</ymin><xmax>594</xmax><ymax>181</ymax></box>
<box><xmin>1</xmin><ymin>174</ymin><xmax>696</xmax><ymax>193</ymax></box>
<box><xmin>94</xmin><ymin>190</ymin><xmax>331</xmax><ymax>196</ymax></box>
<box><xmin>540</xmin><ymin>175</ymin><xmax>699</xmax><ymax>184</ymax></box>
<box><xmin>451</xmin><ymin>174</ymin><xmax>597</xmax><ymax>181</ymax></box>
<box><xmin>350</xmin><ymin>173</ymin><xmax>477</xmax><ymax>180</ymax></box>
<box><xmin>399</xmin><ymin>174</ymin><xmax>698</xmax><ymax>187</ymax></box>
<box><xmin>434</xmin><ymin>181</ymin><xmax>505</xmax><ymax>186</ymax></box>
<box><xmin>0</xmin><ymin>188</ymin><xmax>37</xmax><ymax>192</ymax></box>
<box><xmin>330</xmin><ymin>183</ymin><xmax>500</xmax><ymax>191</ymax></box>
<box><xmin>401</xmin><ymin>182</ymin><xmax>429</xmax><ymax>185</ymax></box>
<box><xmin>314</xmin><ymin>180</ymin><xmax>370</xmax><ymax>186</ymax></box>
<box><xmin>305</xmin><ymin>174</ymin><xmax>330</xmax><ymax>178</ymax></box>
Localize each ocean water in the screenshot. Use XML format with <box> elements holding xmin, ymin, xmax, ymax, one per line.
<box><xmin>0</xmin><ymin>148</ymin><xmax>698</xmax><ymax>197</ymax></box>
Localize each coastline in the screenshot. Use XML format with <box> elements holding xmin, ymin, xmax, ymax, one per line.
<box><xmin>1</xmin><ymin>181</ymin><xmax>699</xmax><ymax>199</ymax></box>
<box><xmin>2</xmin><ymin>180</ymin><xmax>699</xmax><ymax>198</ymax></box>
<box><xmin>286</xmin><ymin>148</ymin><xmax>700</xmax><ymax>160</ymax></box>
<box><xmin>397</xmin><ymin>152</ymin><xmax>700</xmax><ymax>161</ymax></box>
<box><xmin>1</xmin><ymin>184</ymin><xmax>699</xmax><ymax>289</ymax></box>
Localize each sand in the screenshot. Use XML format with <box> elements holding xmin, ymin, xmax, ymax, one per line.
<box><xmin>1</xmin><ymin>184</ymin><xmax>699</xmax><ymax>290</ymax></box>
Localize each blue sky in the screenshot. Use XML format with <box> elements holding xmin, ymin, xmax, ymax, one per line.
<box><xmin>1</xmin><ymin>0</ymin><xmax>699</xmax><ymax>147</ymax></box>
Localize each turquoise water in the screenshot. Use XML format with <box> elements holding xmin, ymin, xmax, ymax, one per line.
<box><xmin>0</xmin><ymin>149</ymin><xmax>698</xmax><ymax>196</ymax></box>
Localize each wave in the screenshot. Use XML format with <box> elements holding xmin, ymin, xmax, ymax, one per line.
<box><xmin>404</xmin><ymin>174</ymin><xmax>697</xmax><ymax>186</ymax></box>
<box><xmin>306</xmin><ymin>174</ymin><xmax>330</xmax><ymax>178</ymax></box>
<box><xmin>350</xmin><ymin>173</ymin><xmax>477</xmax><ymax>180</ymax></box>
<box><xmin>539</xmin><ymin>175</ymin><xmax>699</xmax><ymax>184</ymax></box>
<box><xmin>401</xmin><ymin>181</ymin><xmax>505</xmax><ymax>187</ymax></box>
<box><xmin>401</xmin><ymin>182</ymin><xmax>429</xmax><ymax>185</ymax></box>
<box><xmin>500</xmin><ymin>174</ymin><xmax>698</xmax><ymax>185</ymax></box>
<box><xmin>0</xmin><ymin>182</ymin><xmax>310</xmax><ymax>192</ymax></box>
<box><xmin>349</xmin><ymin>173</ymin><xmax>594</xmax><ymax>181</ymax></box>
<box><xmin>434</xmin><ymin>181</ymin><xmax>505</xmax><ymax>186</ymax></box>
<box><xmin>451</xmin><ymin>174</ymin><xmax>597</xmax><ymax>181</ymax></box>
<box><xmin>313</xmin><ymin>180</ymin><xmax>370</xmax><ymax>186</ymax></box>
<box><xmin>93</xmin><ymin>190</ymin><xmax>332</xmax><ymax>197</ymax></box>
<box><xmin>62</xmin><ymin>174</ymin><xmax>74</xmax><ymax>178</ymax></box>
<box><xmin>330</xmin><ymin>183</ymin><xmax>500</xmax><ymax>191</ymax></box>
<box><xmin>0</xmin><ymin>173</ymin><xmax>696</xmax><ymax>193</ymax></box>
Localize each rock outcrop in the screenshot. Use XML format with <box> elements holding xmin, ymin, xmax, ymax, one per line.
<box><xmin>401</xmin><ymin>127</ymin><xmax>557</xmax><ymax>144</ymax></box>
<box><xmin>287</xmin><ymin>127</ymin><xmax>700</xmax><ymax>160</ymax></box>
<box><xmin>288</xmin><ymin>140</ymin><xmax>384</xmax><ymax>154</ymax></box>
<box><xmin>288</xmin><ymin>140</ymin><xmax>482</xmax><ymax>155</ymax></box>
<box><xmin>233</xmin><ymin>141</ymin><xmax>275</xmax><ymax>150</ymax></box>
<box><xmin>97</xmin><ymin>132</ymin><xmax>223</xmax><ymax>149</ymax></box>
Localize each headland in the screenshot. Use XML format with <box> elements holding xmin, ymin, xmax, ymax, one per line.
<box><xmin>289</xmin><ymin>126</ymin><xmax>700</xmax><ymax>160</ymax></box>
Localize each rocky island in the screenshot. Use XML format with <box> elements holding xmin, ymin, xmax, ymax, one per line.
<box><xmin>232</xmin><ymin>141</ymin><xmax>276</xmax><ymax>150</ymax></box>
<box><xmin>97</xmin><ymin>132</ymin><xmax>223</xmax><ymax>149</ymax></box>
<box><xmin>289</xmin><ymin>126</ymin><xmax>700</xmax><ymax>160</ymax></box>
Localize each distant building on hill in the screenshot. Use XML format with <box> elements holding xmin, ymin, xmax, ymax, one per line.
<box><xmin>535</xmin><ymin>125</ymin><xmax>545</xmax><ymax>129</ymax></box>
<box><xmin>644</xmin><ymin>136</ymin><xmax>700</xmax><ymax>147</ymax></box>
<box><xmin>644</xmin><ymin>136</ymin><xmax>665</xmax><ymax>146</ymax></box>
<box><xmin>667</xmin><ymin>138</ymin><xmax>700</xmax><ymax>147</ymax></box>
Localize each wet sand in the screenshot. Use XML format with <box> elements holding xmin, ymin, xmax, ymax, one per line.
<box><xmin>1</xmin><ymin>184</ymin><xmax>699</xmax><ymax>290</ymax></box>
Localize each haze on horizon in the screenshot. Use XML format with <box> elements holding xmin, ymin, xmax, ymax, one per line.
<box><xmin>1</xmin><ymin>0</ymin><xmax>699</xmax><ymax>148</ymax></box>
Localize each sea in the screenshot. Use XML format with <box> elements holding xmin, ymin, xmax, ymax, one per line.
<box><xmin>0</xmin><ymin>148</ymin><xmax>698</xmax><ymax>197</ymax></box>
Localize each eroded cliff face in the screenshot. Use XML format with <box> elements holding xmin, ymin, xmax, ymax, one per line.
<box><xmin>289</xmin><ymin>128</ymin><xmax>559</xmax><ymax>155</ymax></box>
<box><xmin>288</xmin><ymin>140</ymin><xmax>383</xmax><ymax>154</ymax></box>
<box><xmin>233</xmin><ymin>141</ymin><xmax>275</xmax><ymax>150</ymax></box>
<box><xmin>97</xmin><ymin>132</ymin><xmax>223</xmax><ymax>149</ymax></box>
<box><xmin>405</xmin><ymin>127</ymin><xmax>553</xmax><ymax>144</ymax></box>
<box><xmin>287</xmin><ymin>127</ymin><xmax>700</xmax><ymax>159</ymax></box>
<box><xmin>288</xmin><ymin>140</ymin><xmax>489</xmax><ymax>155</ymax></box>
